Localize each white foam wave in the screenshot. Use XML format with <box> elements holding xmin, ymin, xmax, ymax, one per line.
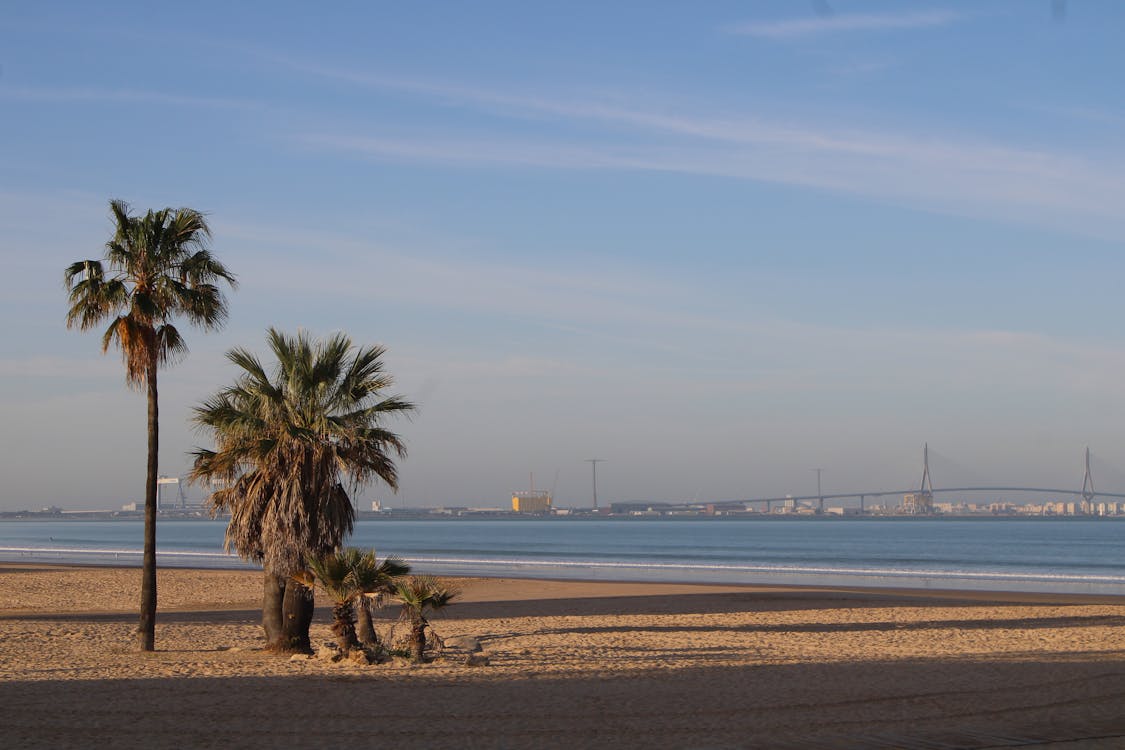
<box><xmin>0</xmin><ymin>546</ymin><xmax>245</xmax><ymax>563</ymax></box>
<box><xmin>401</xmin><ymin>555</ymin><xmax>1125</xmax><ymax>585</ymax></box>
<box><xmin>3</xmin><ymin>546</ymin><xmax>1123</xmax><ymax>587</ymax></box>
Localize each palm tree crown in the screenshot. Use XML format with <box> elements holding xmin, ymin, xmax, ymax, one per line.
<box><xmin>395</xmin><ymin>575</ymin><xmax>460</xmax><ymax>662</ymax></box>
<box><xmin>191</xmin><ymin>328</ymin><xmax>416</xmax><ymax>578</ymax></box>
<box><xmin>395</xmin><ymin>575</ymin><xmax>460</xmax><ymax>617</ymax></box>
<box><xmin>351</xmin><ymin>549</ymin><xmax>411</xmax><ymax>600</ymax></box>
<box><xmin>64</xmin><ymin>199</ymin><xmax>236</xmax><ymax>384</ymax></box>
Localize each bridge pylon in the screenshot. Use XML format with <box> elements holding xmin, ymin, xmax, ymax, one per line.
<box><xmin>903</xmin><ymin>443</ymin><xmax>935</xmax><ymax>515</ymax></box>
<box><xmin>1081</xmin><ymin>446</ymin><xmax>1095</xmax><ymax>514</ymax></box>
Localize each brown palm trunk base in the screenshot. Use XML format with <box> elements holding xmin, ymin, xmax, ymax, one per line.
<box><xmin>332</xmin><ymin>601</ymin><xmax>360</xmax><ymax>653</ymax></box>
<box><xmin>262</xmin><ymin>571</ymin><xmax>286</xmax><ymax>646</ymax></box>
<box><xmin>410</xmin><ymin>621</ymin><xmax>426</xmax><ymax>663</ymax></box>
<box><xmin>356</xmin><ymin>600</ymin><xmax>380</xmax><ymax>650</ymax></box>
<box><xmin>277</xmin><ymin>580</ymin><xmax>314</xmax><ymax>653</ymax></box>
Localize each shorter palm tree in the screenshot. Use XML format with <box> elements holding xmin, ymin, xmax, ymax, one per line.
<box><xmin>394</xmin><ymin>576</ymin><xmax>459</xmax><ymax>663</ymax></box>
<box><xmin>304</xmin><ymin>552</ymin><xmax>362</xmax><ymax>653</ymax></box>
<box><xmin>305</xmin><ymin>548</ymin><xmax>410</xmax><ymax>654</ymax></box>
<box><xmin>352</xmin><ymin>550</ymin><xmax>410</xmax><ymax>651</ymax></box>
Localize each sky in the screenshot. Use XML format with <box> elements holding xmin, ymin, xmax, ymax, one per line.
<box><xmin>4</xmin><ymin>1</ymin><xmax>1125</xmax><ymax>510</ymax></box>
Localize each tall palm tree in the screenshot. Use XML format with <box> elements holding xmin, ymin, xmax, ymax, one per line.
<box><xmin>64</xmin><ymin>199</ymin><xmax>236</xmax><ymax>651</ymax></box>
<box><xmin>190</xmin><ymin>328</ymin><xmax>415</xmax><ymax>653</ymax></box>
<box><xmin>394</xmin><ymin>575</ymin><xmax>459</xmax><ymax>663</ymax></box>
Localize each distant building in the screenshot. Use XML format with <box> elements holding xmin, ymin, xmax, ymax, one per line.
<box><xmin>902</xmin><ymin>492</ymin><xmax>933</xmax><ymax>515</ymax></box>
<box><xmin>512</xmin><ymin>490</ymin><xmax>552</xmax><ymax>513</ymax></box>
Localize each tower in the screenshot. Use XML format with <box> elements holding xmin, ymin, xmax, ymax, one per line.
<box><xmin>586</xmin><ymin>458</ymin><xmax>605</xmax><ymax>510</ymax></box>
<box><xmin>1081</xmin><ymin>446</ymin><xmax>1095</xmax><ymax>515</ymax></box>
<box><xmin>903</xmin><ymin>443</ymin><xmax>934</xmax><ymax>515</ymax></box>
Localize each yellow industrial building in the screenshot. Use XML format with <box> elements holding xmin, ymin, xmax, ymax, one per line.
<box><xmin>512</xmin><ymin>490</ymin><xmax>552</xmax><ymax>513</ymax></box>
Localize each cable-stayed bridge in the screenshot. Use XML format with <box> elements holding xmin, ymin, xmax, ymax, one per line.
<box><xmin>733</xmin><ymin>445</ymin><xmax>1125</xmax><ymax>515</ymax></box>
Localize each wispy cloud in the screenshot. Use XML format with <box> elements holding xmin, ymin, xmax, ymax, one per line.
<box><xmin>0</xmin><ymin>85</ymin><xmax>265</xmax><ymax>111</ymax></box>
<box><xmin>297</xmin><ymin>126</ymin><xmax>1125</xmax><ymax>241</ymax></box>
<box><xmin>728</xmin><ymin>10</ymin><xmax>963</xmax><ymax>39</ymax></box>
<box><xmin>297</xmin><ymin>133</ymin><xmax>624</xmax><ymax>170</ymax></box>
<box><xmin>0</xmin><ymin>356</ymin><xmax>121</xmax><ymax>379</ymax></box>
<box><xmin>217</xmin><ymin>213</ymin><xmax>1125</xmax><ymax>406</ymax></box>
<box><xmin>432</xmin><ymin>355</ymin><xmax>592</xmax><ymax>380</ymax></box>
<box><xmin>263</xmin><ymin>58</ymin><xmax>1125</xmax><ymax>240</ymax></box>
<box><xmin>1019</xmin><ymin>102</ymin><xmax>1125</xmax><ymax>127</ymax></box>
<box><xmin>217</xmin><ymin>216</ymin><xmax>691</xmax><ymax>334</ymax></box>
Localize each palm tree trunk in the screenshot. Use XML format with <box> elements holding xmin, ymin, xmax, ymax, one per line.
<box><xmin>410</xmin><ymin>620</ymin><xmax>426</xmax><ymax>662</ymax></box>
<box><xmin>262</xmin><ymin>570</ymin><xmax>286</xmax><ymax>646</ymax></box>
<box><xmin>138</xmin><ymin>357</ymin><xmax>158</xmax><ymax>652</ymax></box>
<box><xmin>332</xmin><ymin>601</ymin><xmax>360</xmax><ymax>652</ymax></box>
<box><xmin>356</xmin><ymin>598</ymin><xmax>379</xmax><ymax>649</ymax></box>
<box><xmin>280</xmin><ymin>578</ymin><xmax>314</xmax><ymax>653</ymax></box>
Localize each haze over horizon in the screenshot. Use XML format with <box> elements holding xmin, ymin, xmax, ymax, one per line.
<box><xmin>5</xmin><ymin>2</ymin><xmax>1125</xmax><ymax>510</ymax></box>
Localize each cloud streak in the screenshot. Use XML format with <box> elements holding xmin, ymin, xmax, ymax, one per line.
<box><xmin>297</xmin><ymin>126</ymin><xmax>1125</xmax><ymax>241</ymax></box>
<box><xmin>269</xmin><ymin>59</ymin><xmax>1125</xmax><ymax>241</ymax></box>
<box><xmin>0</xmin><ymin>356</ymin><xmax>121</xmax><ymax>379</ymax></box>
<box><xmin>218</xmin><ymin>215</ymin><xmax>1125</xmax><ymax>406</ymax></box>
<box><xmin>0</xmin><ymin>85</ymin><xmax>265</xmax><ymax>111</ymax></box>
<box><xmin>728</xmin><ymin>10</ymin><xmax>963</xmax><ymax>39</ymax></box>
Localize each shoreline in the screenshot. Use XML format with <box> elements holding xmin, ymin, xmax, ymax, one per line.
<box><xmin>7</xmin><ymin>516</ymin><xmax>1124</xmax><ymax>600</ymax></box>
<box><xmin>4</xmin><ymin>564</ymin><xmax>1125</xmax><ymax>747</ymax></box>
<box><xmin>6</xmin><ymin>513</ymin><xmax>1125</xmax><ymax>520</ymax></box>
<box><xmin>4</xmin><ymin>559</ymin><xmax>1125</xmax><ymax>606</ymax></box>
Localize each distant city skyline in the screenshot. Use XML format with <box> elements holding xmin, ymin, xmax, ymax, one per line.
<box><xmin>4</xmin><ymin>2</ymin><xmax>1125</xmax><ymax>510</ymax></box>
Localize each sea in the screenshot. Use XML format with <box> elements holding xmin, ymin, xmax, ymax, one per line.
<box><xmin>1</xmin><ymin>517</ymin><xmax>1123</xmax><ymax>596</ymax></box>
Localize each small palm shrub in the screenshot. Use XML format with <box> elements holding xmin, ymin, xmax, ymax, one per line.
<box><xmin>351</xmin><ymin>550</ymin><xmax>410</xmax><ymax>652</ymax></box>
<box><xmin>393</xmin><ymin>576</ymin><xmax>460</xmax><ymax>663</ymax></box>
<box><xmin>305</xmin><ymin>548</ymin><xmax>411</xmax><ymax>655</ymax></box>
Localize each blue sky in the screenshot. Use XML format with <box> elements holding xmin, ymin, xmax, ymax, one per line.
<box><xmin>4</xmin><ymin>1</ymin><xmax>1125</xmax><ymax>509</ymax></box>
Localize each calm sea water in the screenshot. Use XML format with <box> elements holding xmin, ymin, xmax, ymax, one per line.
<box><xmin>1</xmin><ymin>518</ymin><xmax>1122</xmax><ymax>595</ymax></box>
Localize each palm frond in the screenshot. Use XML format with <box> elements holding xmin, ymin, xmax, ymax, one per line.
<box><xmin>306</xmin><ymin>552</ymin><xmax>356</xmax><ymax>604</ymax></box>
<box><xmin>155</xmin><ymin>324</ymin><xmax>189</xmax><ymax>368</ymax></box>
<box><xmin>349</xmin><ymin>549</ymin><xmax>410</xmax><ymax>593</ymax></box>
<box><xmin>394</xmin><ymin>575</ymin><xmax>460</xmax><ymax>613</ymax></box>
<box><xmin>63</xmin><ymin>259</ymin><xmax>104</xmax><ymax>290</ymax></box>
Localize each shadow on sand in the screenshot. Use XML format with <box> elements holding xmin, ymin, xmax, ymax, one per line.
<box><xmin>2</xmin><ymin>657</ymin><xmax>1124</xmax><ymax>749</ymax></box>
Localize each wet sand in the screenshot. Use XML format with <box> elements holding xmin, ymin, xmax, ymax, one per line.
<box><xmin>2</xmin><ymin>564</ymin><xmax>1125</xmax><ymax>748</ymax></box>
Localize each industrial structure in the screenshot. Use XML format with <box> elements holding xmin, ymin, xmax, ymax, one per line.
<box><xmin>512</xmin><ymin>490</ymin><xmax>552</xmax><ymax>513</ymax></box>
<box><xmin>157</xmin><ymin>476</ymin><xmax>187</xmax><ymax>510</ymax></box>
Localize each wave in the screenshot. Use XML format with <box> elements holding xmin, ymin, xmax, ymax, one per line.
<box><xmin>0</xmin><ymin>546</ymin><xmax>231</xmax><ymax>558</ymax></box>
<box><xmin>0</xmin><ymin>545</ymin><xmax>253</xmax><ymax>568</ymax></box>
<box><xmin>4</xmin><ymin>546</ymin><xmax>1123</xmax><ymax>591</ymax></box>
<box><xmin>404</xmin><ymin>555</ymin><xmax>1125</xmax><ymax>585</ymax></box>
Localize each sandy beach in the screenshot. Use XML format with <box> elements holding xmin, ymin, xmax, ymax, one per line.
<box><xmin>2</xmin><ymin>564</ymin><xmax>1125</xmax><ymax>748</ymax></box>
